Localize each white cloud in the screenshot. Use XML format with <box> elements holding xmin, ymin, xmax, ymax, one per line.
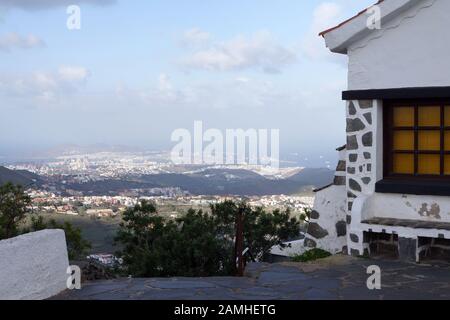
<box><xmin>301</xmin><ymin>2</ymin><xmax>347</xmax><ymax>64</ymax></box>
<box><xmin>181</xmin><ymin>28</ymin><xmax>211</xmax><ymax>47</ymax></box>
<box><xmin>0</xmin><ymin>66</ymin><xmax>90</xmax><ymax>105</ymax></box>
<box><xmin>0</xmin><ymin>32</ymin><xmax>45</xmax><ymax>52</ymax></box>
<box><xmin>58</xmin><ymin>66</ymin><xmax>90</xmax><ymax>82</ymax></box>
<box><xmin>114</xmin><ymin>73</ymin><xmax>305</xmax><ymax>112</ymax></box>
<box><xmin>180</xmin><ymin>31</ymin><xmax>296</xmax><ymax>73</ymax></box>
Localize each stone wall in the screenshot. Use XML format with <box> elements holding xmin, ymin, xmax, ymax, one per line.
<box><xmin>0</xmin><ymin>230</ymin><xmax>69</xmax><ymax>300</ymax></box>
<box><xmin>345</xmin><ymin>99</ymin><xmax>381</xmax><ymax>255</ymax></box>
<box><xmin>303</xmin><ymin>146</ymin><xmax>348</xmax><ymax>254</ymax></box>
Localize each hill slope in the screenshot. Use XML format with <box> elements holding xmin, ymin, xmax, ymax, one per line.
<box><xmin>66</xmin><ymin>167</ymin><xmax>335</xmax><ymax>196</ymax></box>
<box><xmin>0</xmin><ymin>166</ymin><xmax>35</xmax><ymax>187</ymax></box>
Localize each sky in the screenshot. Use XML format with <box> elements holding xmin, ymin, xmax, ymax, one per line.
<box><xmin>0</xmin><ymin>0</ymin><xmax>375</xmax><ymax>163</ymax></box>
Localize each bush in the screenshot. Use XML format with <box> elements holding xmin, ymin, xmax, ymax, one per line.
<box><xmin>115</xmin><ymin>202</ymin><xmax>228</xmax><ymax>277</ymax></box>
<box><xmin>0</xmin><ymin>183</ymin><xmax>91</xmax><ymax>260</ymax></box>
<box><xmin>115</xmin><ymin>200</ymin><xmax>301</xmax><ymax>277</ymax></box>
<box><xmin>25</xmin><ymin>215</ymin><xmax>92</xmax><ymax>260</ymax></box>
<box><xmin>299</xmin><ymin>207</ymin><xmax>312</xmax><ymax>222</ymax></box>
<box><xmin>0</xmin><ymin>182</ymin><xmax>31</xmax><ymax>240</ymax></box>
<box><xmin>211</xmin><ymin>201</ymin><xmax>301</xmax><ymax>265</ymax></box>
<box><xmin>291</xmin><ymin>248</ymin><xmax>332</xmax><ymax>262</ymax></box>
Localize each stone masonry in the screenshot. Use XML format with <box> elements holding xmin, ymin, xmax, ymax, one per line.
<box><xmin>303</xmin><ymin>146</ymin><xmax>347</xmax><ymax>254</ymax></box>
<box><xmin>345</xmin><ymin>99</ymin><xmax>378</xmax><ymax>255</ymax></box>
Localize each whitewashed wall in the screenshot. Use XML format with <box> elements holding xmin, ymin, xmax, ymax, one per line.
<box><xmin>348</xmin><ymin>0</ymin><xmax>450</xmax><ymax>90</ymax></box>
<box><xmin>305</xmin><ymin>185</ymin><xmax>347</xmax><ymax>254</ymax></box>
<box><xmin>0</xmin><ymin>230</ymin><xmax>69</xmax><ymax>300</ymax></box>
<box><xmin>302</xmin><ymin>146</ymin><xmax>348</xmax><ymax>255</ymax></box>
<box><xmin>359</xmin><ymin>193</ymin><xmax>450</xmax><ymax>223</ymax></box>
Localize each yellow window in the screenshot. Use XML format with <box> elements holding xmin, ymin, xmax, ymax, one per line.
<box><xmin>418</xmin><ymin>131</ymin><xmax>441</xmax><ymax>151</ymax></box>
<box><xmin>393</xmin><ymin>154</ymin><xmax>414</xmax><ymax>174</ymax></box>
<box><xmin>418</xmin><ymin>154</ymin><xmax>440</xmax><ymax>175</ymax></box>
<box><xmin>445</xmin><ymin>106</ymin><xmax>450</xmax><ymax>126</ymax></box>
<box><xmin>393</xmin><ymin>130</ymin><xmax>414</xmax><ymax>150</ymax></box>
<box><xmin>393</xmin><ymin>107</ymin><xmax>414</xmax><ymax>127</ymax></box>
<box><xmin>418</xmin><ymin>106</ymin><xmax>441</xmax><ymax>126</ymax></box>
<box><xmin>445</xmin><ymin>131</ymin><xmax>450</xmax><ymax>151</ymax></box>
<box><xmin>445</xmin><ymin>156</ymin><xmax>450</xmax><ymax>175</ymax></box>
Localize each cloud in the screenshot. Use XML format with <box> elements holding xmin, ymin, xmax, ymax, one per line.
<box><xmin>0</xmin><ymin>32</ymin><xmax>45</xmax><ymax>52</ymax></box>
<box><xmin>0</xmin><ymin>0</ymin><xmax>115</xmax><ymax>11</ymax></box>
<box><xmin>0</xmin><ymin>66</ymin><xmax>90</xmax><ymax>104</ymax></box>
<box><xmin>181</xmin><ymin>28</ymin><xmax>211</xmax><ymax>48</ymax></box>
<box><xmin>301</xmin><ymin>2</ymin><xmax>347</xmax><ymax>64</ymax></box>
<box><xmin>58</xmin><ymin>66</ymin><xmax>90</xmax><ymax>82</ymax></box>
<box><xmin>180</xmin><ymin>30</ymin><xmax>296</xmax><ymax>73</ymax></box>
<box><xmin>114</xmin><ymin>73</ymin><xmax>305</xmax><ymax>112</ymax></box>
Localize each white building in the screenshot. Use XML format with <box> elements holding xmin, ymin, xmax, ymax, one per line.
<box><xmin>305</xmin><ymin>0</ymin><xmax>450</xmax><ymax>262</ymax></box>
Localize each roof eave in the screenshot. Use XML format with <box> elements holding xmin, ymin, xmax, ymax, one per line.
<box><xmin>321</xmin><ymin>0</ymin><xmax>420</xmax><ymax>55</ymax></box>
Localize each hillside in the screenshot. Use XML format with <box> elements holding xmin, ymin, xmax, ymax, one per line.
<box><xmin>0</xmin><ymin>166</ymin><xmax>35</xmax><ymax>187</ymax></box>
<box><xmin>287</xmin><ymin>168</ymin><xmax>334</xmax><ymax>187</ymax></box>
<box><xmin>66</xmin><ymin>167</ymin><xmax>334</xmax><ymax>196</ymax></box>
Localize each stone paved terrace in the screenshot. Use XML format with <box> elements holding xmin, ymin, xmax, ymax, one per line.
<box><xmin>54</xmin><ymin>255</ymin><xmax>450</xmax><ymax>300</ymax></box>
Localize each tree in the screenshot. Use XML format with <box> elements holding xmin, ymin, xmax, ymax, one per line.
<box><xmin>210</xmin><ymin>201</ymin><xmax>301</xmax><ymax>267</ymax></box>
<box><xmin>115</xmin><ymin>200</ymin><xmax>301</xmax><ymax>277</ymax></box>
<box><xmin>0</xmin><ymin>182</ymin><xmax>31</xmax><ymax>240</ymax></box>
<box><xmin>26</xmin><ymin>215</ymin><xmax>91</xmax><ymax>260</ymax></box>
<box><xmin>115</xmin><ymin>201</ymin><xmax>225</xmax><ymax>277</ymax></box>
<box><xmin>153</xmin><ymin>209</ymin><xmax>230</xmax><ymax>277</ymax></box>
<box><xmin>114</xmin><ymin>201</ymin><xmax>166</xmax><ymax>276</ymax></box>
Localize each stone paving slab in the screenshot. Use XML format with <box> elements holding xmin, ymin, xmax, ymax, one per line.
<box><xmin>53</xmin><ymin>255</ymin><xmax>450</xmax><ymax>300</ymax></box>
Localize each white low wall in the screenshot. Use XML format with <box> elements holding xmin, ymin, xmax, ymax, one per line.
<box><xmin>0</xmin><ymin>230</ymin><xmax>69</xmax><ymax>300</ymax></box>
<box><xmin>306</xmin><ymin>185</ymin><xmax>348</xmax><ymax>254</ymax></box>
<box><xmin>270</xmin><ymin>239</ymin><xmax>307</xmax><ymax>257</ymax></box>
<box><xmin>360</xmin><ymin>193</ymin><xmax>450</xmax><ymax>223</ymax></box>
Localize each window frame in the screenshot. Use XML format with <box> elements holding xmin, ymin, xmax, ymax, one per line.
<box><xmin>383</xmin><ymin>99</ymin><xmax>450</xmax><ymax>180</ymax></box>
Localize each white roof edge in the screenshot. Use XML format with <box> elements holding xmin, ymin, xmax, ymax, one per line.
<box><xmin>323</xmin><ymin>0</ymin><xmax>421</xmax><ymax>54</ymax></box>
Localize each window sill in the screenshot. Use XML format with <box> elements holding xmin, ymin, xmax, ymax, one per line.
<box><xmin>375</xmin><ymin>179</ymin><xmax>450</xmax><ymax>196</ymax></box>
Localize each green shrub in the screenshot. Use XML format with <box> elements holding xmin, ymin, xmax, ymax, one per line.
<box><xmin>291</xmin><ymin>248</ymin><xmax>332</xmax><ymax>262</ymax></box>
<box><xmin>115</xmin><ymin>200</ymin><xmax>301</xmax><ymax>277</ymax></box>
<box><xmin>299</xmin><ymin>207</ymin><xmax>311</xmax><ymax>222</ymax></box>
<box><xmin>25</xmin><ymin>215</ymin><xmax>92</xmax><ymax>260</ymax></box>
<box><xmin>0</xmin><ymin>182</ymin><xmax>31</xmax><ymax>240</ymax></box>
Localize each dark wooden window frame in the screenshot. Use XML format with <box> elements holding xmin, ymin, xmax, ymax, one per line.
<box><xmin>383</xmin><ymin>99</ymin><xmax>450</xmax><ymax>180</ymax></box>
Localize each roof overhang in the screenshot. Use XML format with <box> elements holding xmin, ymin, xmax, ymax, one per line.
<box><xmin>320</xmin><ymin>0</ymin><xmax>421</xmax><ymax>54</ymax></box>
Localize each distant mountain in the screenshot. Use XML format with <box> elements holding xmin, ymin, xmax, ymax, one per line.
<box><xmin>0</xmin><ymin>166</ymin><xmax>35</xmax><ymax>187</ymax></box>
<box><xmin>65</xmin><ymin>167</ymin><xmax>334</xmax><ymax>196</ymax></box>
<box><xmin>287</xmin><ymin>168</ymin><xmax>334</xmax><ymax>187</ymax></box>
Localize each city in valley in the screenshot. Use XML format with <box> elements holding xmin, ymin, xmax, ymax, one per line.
<box><xmin>1</xmin><ymin>147</ymin><xmax>326</xmax><ymax>266</ymax></box>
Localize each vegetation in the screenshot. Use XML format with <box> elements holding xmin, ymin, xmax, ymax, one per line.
<box><xmin>0</xmin><ymin>182</ymin><xmax>31</xmax><ymax>240</ymax></box>
<box><xmin>291</xmin><ymin>248</ymin><xmax>332</xmax><ymax>262</ymax></box>
<box><xmin>24</xmin><ymin>216</ymin><xmax>92</xmax><ymax>260</ymax></box>
<box><xmin>0</xmin><ymin>182</ymin><xmax>91</xmax><ymax>260</ymax></box>
<box><xmin>299</xmin><ymin>207</ymin><xmax>312</xmax><ymax>222</ymax></box>
<box><xmin>115</xmin><ymin>200</ymin><xmax>301</xmax><ymax>277</ymax></box>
